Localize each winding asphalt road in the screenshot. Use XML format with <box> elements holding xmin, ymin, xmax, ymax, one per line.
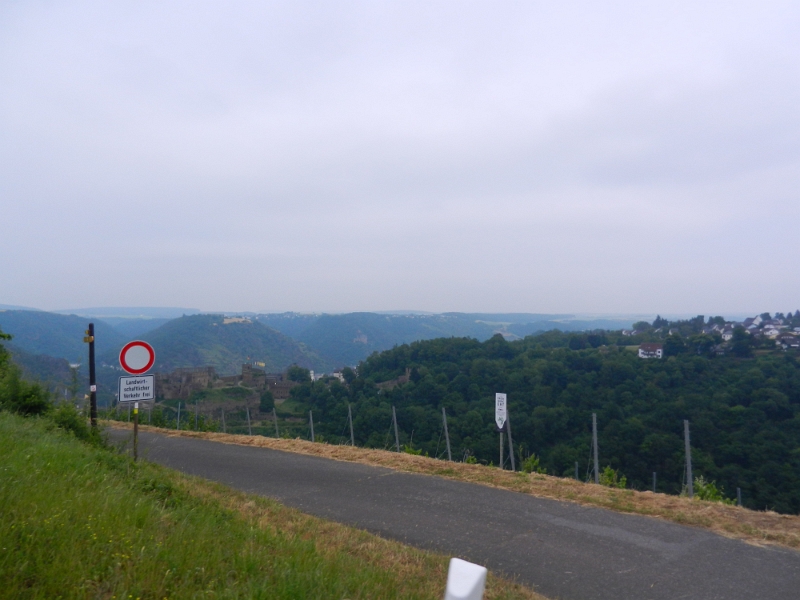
<box><xmin>112</xmin><ymin>429</ymin><xmax>800</xmax><ymax>599</ymax></box>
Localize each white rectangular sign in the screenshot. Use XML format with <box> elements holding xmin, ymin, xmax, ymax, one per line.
<box><xmin>495</xmin><ymin>393</ymin><xmax>507</xmax><ymax>430</ymax></box>
<box><xmin>118</xmin><ymin>375</ymin><xmax>155</xmax><ymax>403</ymax></box>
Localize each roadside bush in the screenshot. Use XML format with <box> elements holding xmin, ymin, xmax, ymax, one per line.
<box><xmin>0</xmin><ymin>363</ymin><xmax>50</xmax><ymax>416</ymax></box>
<box><xmin>402</xmin><ymin>443</ymin><xmax>422</xmax><ymax>455</ymax></box>
<box><xmin>51</xmin><ymin>403</ymin><xmax>104</xmax><ymax>446</ymax></box>
<box><xmin>522</xmin><ymin>453</ymin><xmax>546</xmax><ymax>474</ymax></box>
<box><xmin>599</xmin><ymin>466</ymin><xmax>627</xmax><ymax>488</ymax></box>
<box><xmin>693</xmin><ymin>475</ymin><xmax>734</xmax><ymax>504</ymax></box>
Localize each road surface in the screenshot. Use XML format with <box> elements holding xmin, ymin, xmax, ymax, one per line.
<box><xmin>111</xmin><ymin>429</ymin><xmax>800</xmax><ymax>600</ymax></box>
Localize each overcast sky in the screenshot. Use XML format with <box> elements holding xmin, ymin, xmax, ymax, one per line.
<box><xmin>2</xmin><ymin>1</ymin><xmax>798</xmax><ymax>315</ymax></box>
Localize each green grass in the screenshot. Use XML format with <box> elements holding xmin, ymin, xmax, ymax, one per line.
<box><xmin>0</xmin><ymin>412</ymin><xmax>543</xmax><ymax>600</ymax></box>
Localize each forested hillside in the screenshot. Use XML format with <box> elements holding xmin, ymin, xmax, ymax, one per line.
<box><xmin>0</xmin><ymin>310</ymin><xmax>124</xmax><ymax>361</ymax></box>
<box><xmin>294</xmin><ymin>328</ymin><xmax>800</xmax><ymax>514</ymax></box>
<box><xmin>113</xmin><ymin>314</ymin><xmax>330</xmax><ymax>374</ymax></box>
<box><xmin>258</xmin><ymin>312</ymin><xmax>636</xmax><ymax>366</ymax></box>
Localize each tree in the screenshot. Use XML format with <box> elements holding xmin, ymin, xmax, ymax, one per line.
<box><xmin>259</xmin><ymin>390</ymin><xmax>275</xmax><ymax>412</ymax></box>
<box><xmin>731</xmin><ymin>327</ymin><xmax>753</xmax><ymax>358</ymax></box>
<box><xmin>663</xmin><ymin>334</ymin><xmax>687</xmax><ymax>357</ymax></box>
<box><xmin>341</xmin><ymin>367</ymin><xmax>356</xmax><ymax>384</ymax></box>
<box><xmin>652</xmin><ymin>315</ymin><xmax>669</xmax><ymax>329</ymax></box>
<box><xmin>286</xmin><ymin>365</ymin><xmax>311</xmax><ymax>383</ymax></box>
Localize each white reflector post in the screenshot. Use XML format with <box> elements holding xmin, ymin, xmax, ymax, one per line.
<box><xmin>444</xmin><ymin>557</ymin><xmax>487</xmax><ymax>600</ymax></box>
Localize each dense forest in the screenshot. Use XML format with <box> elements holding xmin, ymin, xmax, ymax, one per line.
<box><xmin>290</xmin><ymin>316</ymin><xmax>800</xmax><ymax>514</ymax></box>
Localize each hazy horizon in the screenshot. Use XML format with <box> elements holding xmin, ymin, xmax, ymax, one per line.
<box><xmin>3</xmin><ymin>2</ymin><xmax>798</xmax><ymax>314</ymax></box>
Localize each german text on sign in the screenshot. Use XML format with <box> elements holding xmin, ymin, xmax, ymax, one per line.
<box><xmin>118</xmin><ymin>375</ymin><xmax>155</xmax><ymax>402</ymax></box>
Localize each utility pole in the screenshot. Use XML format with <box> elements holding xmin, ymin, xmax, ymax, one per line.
<box><xmin>592</xmin><ymin>413</ymin><xmax>599</xmax><ymax>484</ymax></box>
<box><xmin>442</xmin><ymin>406</ymin><xmax>452</xmax><ymax>461</ymax></box>
<box><xmin>684</xmin><ymin>420</ymin><xmax>694</xmax><ymax>498</ymax></box>
<box><xmin>176</xmin><ymin>402</ymin><xmax>181</xmax><ymax>430</ymax></box>
<box><xmin>309</xmin><ymin>410</ymin><xmax>315</xmax><ymax>442</ymax></box>
<box><xmin>348</xmin><ymin>403</ymin><xmax>355</xmax><ymax>446</ymax></box>
<box><xmin>392</xmin><ymin>405</ymin><xmax>400</xmax><ymax>452</ymax></box>
<box><xmin>84</xmin><ymin>323</ymin><xmax>97</xmax><ymax>429</ymax></box>
<box><xmin>273</xmin><ymin>407</ymin><xmax>279</xmax><ymax>437</ymax></box>
<box><xmin>246</xmin><ymin>406</ymin><xmax>252</xmax><ymax>435</ymax></box>
<box><xmin>506</xmin><ymin>409</ymin><xmax>516</xmax><ymax>471</ymax></box>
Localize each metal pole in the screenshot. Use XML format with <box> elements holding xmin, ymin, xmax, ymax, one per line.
<box><xmin>684</xmin><ymin>419</ymin><xmax>693</xmax><ymax>498</ymax></box>
<box><xmin>442</xmin><ymin>407</ymin><xmax>452</xmax><ymax>461</ymax></box>
<box><xmin>176</xmin><ymin>402</ymin><xmax>181</xmax><ymax>430</ymax></box>
<box><xmin>506</xmin><ymin>409</ymin><xmax>516</xmax><ymax>472</ymax></box>
<box><xmin>273</xmin><ymin>407</ymin><xmax>279</xmax><ymax>437</ymax></box>
<box><xmin>86</xmin><ymin>323</ymin><xmax>97</xmax><ymax>430</ymax></box>
<box><xmin>592</xmin><ymin>413</ymin><xmax>599</xmax><ymax>484</ymax></box>
<box><xmin>309</xmin><ymin>410</ymin><xmax>315</xmax><ymax>442</ymax></box>
<box><xmin>737</xmin><ymin>487</ymin><xmax>742</xmax><ymax>507</ymax></box>
<box><xmin>575</xmin><ymin>461</ymin><xmax>579</xmax><ymax>481</ymax></box>
<box><xmin>221</xmin><ymin>409</ymin><xmax>226</xmax><ymax>433</ymax></box>
<box><xmin>392</xmin><ymin>406</ymin><xmax>400</xmax><ymax>452</ymax></box>
<box><xmin>246</xmin><ymin>406</ymin><xmax>252</xmax><ymax>435</ymax></box>
<box><xmin>348</xmin><ymin>404</ymin><xmax>355</xmax><ymax>446</ymax></box>
<box><xmin>653</xmin><ymin>472</ymin><xmax>657</xmax><ymax>493</ymax></box>
<box><xmin>133</xmin><ymin>402</ymin><xmax>139</xmax><ymax>462</ymax></box>
<box><xmin>499</xmin><ymin>432</ymin><xmax>504</xmax><ymax>469</ymax></box>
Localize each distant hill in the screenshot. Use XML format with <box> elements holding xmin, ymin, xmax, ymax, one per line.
<box><xmin>5</xmin><ymin>343</ymin><xmax>72</xmax><ymax>389</ymax></box>
<box><xmin>101</xmin><ymin>314</ymin><xmax>331</xmax><ymax>375</ymax></box>
<box><xmin>97</xmin><ymin>317</ymin><xmax>172</xmax><ymax>338</ymax></box>
<box><xmin>257</xmin><ymin>312</ymin><xmax>637</xmax><ymax>367</ymax></box>
<box><xmin>0</xmin><ymin>310</ymin><xmax>126</xmax><ymax>362</ymax></box>
<box><xmin>0</xmin><ymin>303</ymin><xmax>41</xmax><ymax>311</ymax></box>
<box><xmin>55</xmin><ymin>307</ymin><xmax>200</xmax><ymax>319</ymax></box>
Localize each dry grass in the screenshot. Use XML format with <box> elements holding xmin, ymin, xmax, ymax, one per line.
<box><xmin>110</xmin><ymin>421</ymin><xmax>800</xmax><ymax>551</ymax></box>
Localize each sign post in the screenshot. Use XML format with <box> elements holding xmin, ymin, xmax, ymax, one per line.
<box><xmin>118</xmin><ymin>340</ymin><xmax>156</xmax><ymax>460</ymax></box>
<box><xmin>133</xmin><ymin>402</ymin><xmax>139</xmax><ymax>461</ymax></box>
<box><xmin>83</xmin><ymin>324</ymin><xmax>97</xmax><ymax>429</ymax></box>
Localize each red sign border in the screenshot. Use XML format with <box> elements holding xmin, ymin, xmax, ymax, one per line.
<box><xmin>119</xmin><ymin>340</ymin><xmax>156</xmax><ymax>375</ymax></box>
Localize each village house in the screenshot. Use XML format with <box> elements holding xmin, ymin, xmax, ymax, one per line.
<box><xmin>638</xmin><ymin>343</ymin><xmax>664</xmax><ymax>359</ymax></box>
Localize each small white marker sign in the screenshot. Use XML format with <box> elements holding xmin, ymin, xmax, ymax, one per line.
<box><xmin>118</xmin><ymin>375</ymin><xmax>155</xmax><ymax>403</ymax></box>
<box><xmin>495</xmin><ymin>393</ymin><xmax>507</xmax><ymax>431</ymax></box>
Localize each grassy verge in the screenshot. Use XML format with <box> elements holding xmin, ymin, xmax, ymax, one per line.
<box><xmin>111</xmin><ymin>422</ymin><xmax>800</xmax><ymax>551</ymax></box>
<box><xmin>1</xmin><ymin>413</ymin><xmax>544</xmax><ymax>599</ymax></box>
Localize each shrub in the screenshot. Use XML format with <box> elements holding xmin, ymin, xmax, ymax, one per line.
<box><xmin>0</xmin><ymin>364</ymin><xmax>50</xmax><ymax>416</ymax></box>
<box><xmin>693</xmin><ymin>475</ymin><xmax>734</xmax><ymax>504</ymax></box>
<box><xmin>599</xmin><ymin>465</ymin><xmax>627</xmax><ymax>488</ymax></box>
<box><xmin>51</xmin><ymin>404</ymin><xmax>104</xmax><ymax>446</ymax></box>
<box><xmin>402</xmin><ymin>443</ymin><xmax>422</xmax><ymax>455</ymax></box>
<box><xmin>521</xmin><ymin>453</ymin><xmax>546</xmax><ymax>474</ymax></box>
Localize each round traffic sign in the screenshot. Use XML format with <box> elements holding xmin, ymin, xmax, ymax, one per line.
<box><xmin>119</xmin><ymin>340</ymin><xmax>156</xmax><ymax>375</ymax></box>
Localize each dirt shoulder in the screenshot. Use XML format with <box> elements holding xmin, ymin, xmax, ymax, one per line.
<box><xmin>107</xmin><ymin>421</ymin><xmax>800</xmax><ymax>551</ymax></box>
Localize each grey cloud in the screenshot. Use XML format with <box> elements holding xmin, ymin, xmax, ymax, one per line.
<box><xmin>1</xmin><ymin>1</ymin><xmax>799</xmax><ymax>313</ymax></box>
